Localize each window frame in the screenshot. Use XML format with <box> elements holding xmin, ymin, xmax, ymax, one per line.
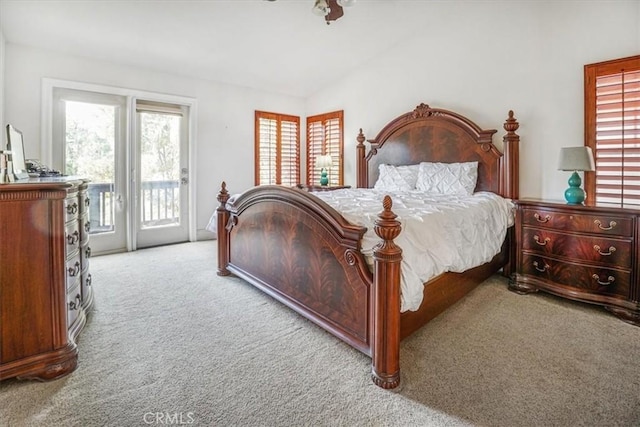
<box><xmin>584</xmin><ymin>55</ymin><xmax>640</xmax><ymax>206</ymax></box>
<box><xmin>254</xmin><ymin>110</ymin><xmax>301</xmax><ymax>186</ymax></box>
<box><xmin>306</xmin><ymin>110</ymin><xmax>344</xmax><ymax>186</ymax></box>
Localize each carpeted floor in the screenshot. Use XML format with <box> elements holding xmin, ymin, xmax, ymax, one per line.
<box><xmin>1</xmin><ymin>241</ymin><xmax>639</xmax><ymax>426</ymax></box>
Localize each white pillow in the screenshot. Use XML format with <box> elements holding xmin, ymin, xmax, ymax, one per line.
<box><xmin>373</xmin><ymin>164</ymin><xmax>420</xmax><ymax>191</ymax></box>
<box><xmin>416</xmin><ymin>161</ymin><xmax>478</xmax><ymax>195</ymax></box>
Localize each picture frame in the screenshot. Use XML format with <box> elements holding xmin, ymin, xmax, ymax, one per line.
<box><xmin>6</xmin><ymin>124</ymin><xmax>29</xmax><ymax>180</ymax></box>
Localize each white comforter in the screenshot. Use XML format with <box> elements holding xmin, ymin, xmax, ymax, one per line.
<box><xmin>311</xmin><ymin>189</ymin><xmax>514</xmax><ymax>312</ymax></box>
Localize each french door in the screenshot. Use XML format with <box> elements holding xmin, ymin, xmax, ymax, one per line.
<box><xmin>134</xmin><ymin>100</ymin><xmax>190</xmax><ymax>248</ymax></box>
<box><xmin>53</xmin><ymin>88</ymin><xmax>128</xmax><ymax>254</ymax></box>
<box><xmin>52</xmin><ymin>88</ymin><xmax>190</xmax><ymax>254</ymax></box>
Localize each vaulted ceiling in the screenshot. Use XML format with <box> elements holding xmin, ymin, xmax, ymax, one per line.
<box><xmin>0</xmin><ymin>0</ymin><xmax>436</xmax><ymax>98</ymax></box>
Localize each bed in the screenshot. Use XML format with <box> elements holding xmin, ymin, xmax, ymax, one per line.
<box><xmin>215</xmin><ymin>103</ymin><xmax>521</xmax><ymax>389</ymax></box>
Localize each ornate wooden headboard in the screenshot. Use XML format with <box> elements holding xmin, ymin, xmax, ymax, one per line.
<box><xmin>356</xmin><ymin>103</ymin><xmax>520</xmax><ymax>199</ymax></box>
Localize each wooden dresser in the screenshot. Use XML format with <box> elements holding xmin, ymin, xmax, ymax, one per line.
<box><xmin>0</xmin><ymin>177</ymin><xmax>93</xmax><ymax>381</ymax></box>
<box><xmin>510</xmin><ymin>199</ymin><xmax>640</xmax><ymax>326</ymax></box>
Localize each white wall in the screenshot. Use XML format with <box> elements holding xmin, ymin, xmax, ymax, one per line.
<box><xmin>3</xmin><ymin>44</ymin><xmax>304</xmax><ymax>238</ymax></box>
<box><xmin>307</xmin><ymin>1</ymin><xmax>640</xmax><ymax>201</ymax></box>
<box><xmin>0</xmin><ymin>25</ymin><xmax>5</xmax><ymax>144</ymax></box>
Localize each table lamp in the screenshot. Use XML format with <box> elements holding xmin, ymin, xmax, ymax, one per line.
<box><xmin>558</xmin><ymin>146</ymin><xmax>595</xmax><ymax>205</ymax></box>
<box><xmin>316</xmin><ymin>154</ymin><xmax>332</xmax><ymax>186</ymax></box>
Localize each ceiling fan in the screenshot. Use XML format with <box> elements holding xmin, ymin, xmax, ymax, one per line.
<box><xmin>264</xmin><ymin>0</ymin><xmax>357</xmax><ymax>25</ymax></box>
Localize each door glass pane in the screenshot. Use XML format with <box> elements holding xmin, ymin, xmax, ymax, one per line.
<box><xmin>64</xmin><ymin>101</ymin><xmax>116</xmax><ymax>235</ymax></box>
<box><xmin>139</xmin><ymin>112</ymin><xmax>181</xmax><ymax>229</ymax></box>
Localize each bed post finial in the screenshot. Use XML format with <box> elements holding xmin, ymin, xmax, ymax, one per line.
<box><xmin>501</xmin><ymin>111</ymin><xmax>520</xmax><ymax>200</ymax></box>
<box><xmin>217</xmin><ymin>181</ymin><xmax>231</xmax><ymax>276</ymax></box>
<box><xmin>371</xmin><ymin>195</ymin><xmax>402</xmax><ymax>389</ymax></box>
<box><xmin>356</xmin><ymin>129</ymin><xmax>367</xmax><ymax>188</ymax></box>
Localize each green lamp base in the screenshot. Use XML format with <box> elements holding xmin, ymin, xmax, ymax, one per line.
<box><xmin>319</xmin><ymin>168</ymin><xmax>328</xmax><ymax>186</ymax></box>
<box><xmin>564</xmin><ymin>171</ymin><xmax>585</xmax><ymax>205</ymax></box>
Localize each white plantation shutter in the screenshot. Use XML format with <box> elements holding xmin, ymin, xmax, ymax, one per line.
<box><xmin>306</xmin><ymin>111</ymin><xmax>344</xmax><ymax>186</ymax></box>
<box><xmin>255</xmin><ymin>111</ymin><xmax>300</xmax><ymax>186</ymax></box>
<box><xmin>585</xmin><ymin>56</ymin><xmax>640</xmax><ymax>205</ymax></box>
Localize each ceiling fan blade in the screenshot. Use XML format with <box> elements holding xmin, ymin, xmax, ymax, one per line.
<box><xmin>325</xmin><ymin>0</ymin><xmax>344</xmax><ymax>23</ymax></box>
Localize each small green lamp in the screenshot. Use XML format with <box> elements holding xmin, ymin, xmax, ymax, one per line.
<box><xmin>558</xmin><ymin>146</ymin><xmax>595</xmax><ymax>205</ymax></box>
<box><xmin>316</xmin><ymin>154</ymin><xmax>332</xmax><ymax>186</ymax></box>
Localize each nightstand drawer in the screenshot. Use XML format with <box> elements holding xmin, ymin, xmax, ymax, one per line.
<box><xmin>522</xmin><ymin>227</ymin><xmax>632</xmax><ymax>268</ymax></box>
<box><xmin>521</xmin><ymin>208</ymin><xmax>632</xmax><ymax>237</ymax></box>
<box><xmin>521</xmin><ymin>254</ymin><xmax>630</xmax><ymax>299</ymax></box>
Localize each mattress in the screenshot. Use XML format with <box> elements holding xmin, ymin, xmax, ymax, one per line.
<box><xmin>312</xmin><ymin>188</ymin><xmax>515</xmax><ymax>312</ymax></box>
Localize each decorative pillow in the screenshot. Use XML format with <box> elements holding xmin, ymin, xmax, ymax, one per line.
<box><xmin>373</xmin><ymin>164</ymin><xmax>420</xmax><ymax>191</ymax></box>
<box><xmin>416</xmin><ymin>161</ymin><xmax>478</xmax><ymax>195</ymax></box>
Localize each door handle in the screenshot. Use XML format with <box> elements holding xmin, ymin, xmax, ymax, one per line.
<box><xmin>181</xmin><ymin>177</ymin><xmax>189</xmax><ymax>185</ymax></box>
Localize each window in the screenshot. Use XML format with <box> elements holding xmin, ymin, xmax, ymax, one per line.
<box><xmin>585</xmin><ymin>55</ymin><xmax>640</xmax><ymax>205</ymax></box>
<box><xmin>306</xmin><ymin>110</ymin><xmax>344</xmax><ymax>186</ymax></box>
<box><xmin>254</xmin><ymin>111</ymin><xmax>300</xmax><ymax>186</ymax></box>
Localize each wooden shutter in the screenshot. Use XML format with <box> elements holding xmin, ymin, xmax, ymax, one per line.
<box><xmin>585</xmin><ymin>56</ymin><xmax>640</xmax><ymax>205</ymax></box>
<box><xmin>306</xmin><ymin>110</ymin><xmax>344</xmax><ymax>186</ymax></box>
<box><xmin>255</xmin><ymin>111</ymin><xmax>300</xmax><ymax>186</ymax></box>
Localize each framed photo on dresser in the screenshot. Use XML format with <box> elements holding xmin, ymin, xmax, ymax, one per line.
<box><xmin>6</xmin><ymin>124</ymin><xmax>29</xmax><ymax>180</ymax></box>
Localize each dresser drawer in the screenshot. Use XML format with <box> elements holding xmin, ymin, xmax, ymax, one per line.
<box><xmin>80</xmin><ymin>212</ymin><xmax>90</xmax><ymax>245</ymax></box>
<box><xmin>522</xmin><ymin>227</ymin><xmax>632</xmax><ymax>268</ymax></box>
<box><xmin>64</xmin><ymin>195</ymin><xmax>79</xmax><ymax>223</ymax></box>
<box><xmin>79</xmin><ymin>191</ymin><xmax>90</xmax><ymax>215</ymax></box>
<box><xmin>521</xmin><ymin>254</ymin><xmax>630</xmax><ymax>299</ymax></box>
<box><xmin>65</xmin><ymin>220</ymin><xmax>80</xmax><ymax>255</ymax></box>
<box><xmin>521</xmin><ymin>208</ymin><xmax>633</xmax><ymax>237</ymax></box>
<box><xmin>66</xmin><ymin>284</ymin><xmax>82</xmax><ymax>329</ymax></box>
<box><xmin>66</xmin><ymin>252</ymin><xmax>82</xmax><ymax>290</ymax></box>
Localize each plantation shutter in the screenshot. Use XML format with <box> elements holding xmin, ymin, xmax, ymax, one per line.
<box><xmin>255</xmin><ymin>111</ymin><xmax>300</xmax><ymax>186</ymax></box>
<box><xmin>306</xmin><ymin>110</ymin><xmax>344</xmax><ymax>186</ymax></box>
<box><xmin>279</xmin><ymin>118</ymin><xmax>300</xmax><ymax>186</ymax></box>
<box><xmin>585</xmin><ymin>56</ymin><xmax>640</xmax><ymax>205</ymax></box>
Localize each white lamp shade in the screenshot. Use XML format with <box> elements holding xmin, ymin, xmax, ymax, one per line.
<box><xmin>558</xmin><ymin>146</ymin><xmax>595</xmax><ymax>171</ymax></box>
<box><xmin>316</xmin><ymin>154</ymin><xmax>332</xmax><ymax>169</ymax></box>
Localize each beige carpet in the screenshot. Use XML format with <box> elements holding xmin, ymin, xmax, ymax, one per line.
<box><xmin>1</xmin><ymin>241</ymin><xmax>639</xmax><ymax>426</ymax></box>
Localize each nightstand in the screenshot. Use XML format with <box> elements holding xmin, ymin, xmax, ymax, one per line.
<box><xmin>296</xmin><ymin>184</ymin><xmax>351</xmax><ymax>192</ymax></box>
<box><xmin>509</xmin><ymin>199</ymin><xmax>640</xmax><ymax>326</ymax></box>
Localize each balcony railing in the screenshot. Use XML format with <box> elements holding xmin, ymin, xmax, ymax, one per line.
<box><xmin>88</xmin><ymin>180</ymin><xmax>180</xmax><ymax>233</ymax></box>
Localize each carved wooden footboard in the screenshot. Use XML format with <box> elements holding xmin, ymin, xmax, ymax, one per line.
<box><xmin>217</xmin><ymin>184</ymin><xmax>404</xmax><ymax>387</ymax></box>
<box><xmin>216</xmin><ymin>104</ymin><xmax>520</xmax><ymax>389</ymax></box>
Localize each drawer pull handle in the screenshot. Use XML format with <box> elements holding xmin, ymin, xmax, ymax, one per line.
<box><xmin>68</xmin><ymin>261</ymin><xmax>81</xmax><ymax>277</ymax></box>
<box><xmin>68</xmin><ymin>293</ymin><xmax>81</xmax><ymax>311</ymax></box>
<box><xmin>533</xmin><ymin>261</ymin><xmax>550</xmax><ymax>272</ymax></box>
<box><xmin>594</xmin><ymin>219</ymin><xmax>617</xmax><ymax>231</ymax></box>
<box><xmin>534</xmin><ymin>213</ymin><xmax>551</xmax><ymax>223</ymax></box>
<box><xmin>66</xmin><ymin>202</ymin><xmax>78</xmax><ymax>215</ymax></box>
<box><xmin>592</xmin><ymin>274</ymin><xmax>615</xmax><ymax>286</ymax></box>
<box><xmin>594</xmin><ymin>245</ymin><xmax>616</xmax><ymax>256</ymax></box>
<box><xmin>534</xmin><ymin>235</ymin><xmax>550</xmax><ymax>246</ymax></box>
<box><xmin>84</xmin><ymin>221</ymin><xmax>91</xmax><ymax>233</ymax></box>
<box><xmin>84</xmin><ymin>197</ymin><xmax>90</xmax><ymax>207</ymax></box>
<box><xmin>67</xmin><ymin>231</ymin><xmax>79</xmax><ymax>245</ymax></box>
<box><xmin>86</xmin><ymin>273</ymin><xmax>92</xmax><ymax>287</ymax></box>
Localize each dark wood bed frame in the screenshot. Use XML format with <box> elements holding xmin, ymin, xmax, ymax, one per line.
<box><xmin>216</xmin><ymin>103</ymin><xmax>520</xmax><ymax>389</ymax></box>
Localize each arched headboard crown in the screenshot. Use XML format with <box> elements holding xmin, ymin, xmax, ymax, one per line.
<box><xmin>356</xmin><ymin>104</ymin><xmax>520</xmax><ymax>199</ymax></box>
